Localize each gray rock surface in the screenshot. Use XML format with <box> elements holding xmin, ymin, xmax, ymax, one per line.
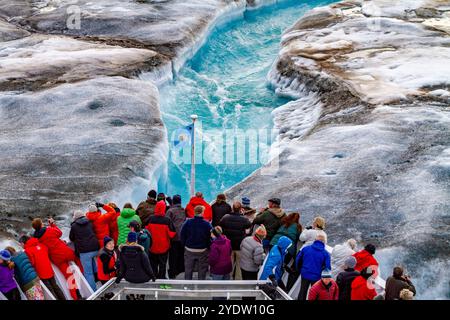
<box><xmin>0</xmin><ymin>77</ymin><xmax>165</xmax><ymax>237</ymax></box>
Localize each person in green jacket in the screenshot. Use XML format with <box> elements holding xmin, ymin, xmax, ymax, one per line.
<box><xmin>270</xmin><ymin>212</ymin><xmax>302</xmax><ymax>258</ymax></box>
<box><xmin>117</xmin><ymin>203</ymin><xmax>142</xmax><ymax>245</ymax></box>
<box><xmin>252</xmin><ymin>198</ymin><xmax>286</xmax><ymax>250</ymax></box>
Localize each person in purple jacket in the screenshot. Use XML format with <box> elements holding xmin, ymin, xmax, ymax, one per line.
<box><xmin>208</xmin><ymin>226</ymin><xmax>232</xmax><ymax>280</ymax></box>
<box><xmin>0</xmin><ymin>249</ymin><xmax>21</xmax><ymax>300</ymax></box>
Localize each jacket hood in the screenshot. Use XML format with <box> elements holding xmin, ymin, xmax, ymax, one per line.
<box><xmin>121</xmin><ymin>208</ymin><xmax>136</xmax><ymax>219</ymax></box>
<box><xmin>86</xmin><ymin>211</ymin><xmax>100</xmax><ymax>221</ymax></box>
<box><xmin>33</xmin><ymin>227</ymin><xmax>46</xmax><ymax>239</ymax></box>
<box><xmin>189</xmin><ymin>197</ymin><xmax>208</xmax><ymax>207</ymax></box>
<box><xmin>119</xmin><ymin>243</ymin><xmax>144</xmax><ymax>252</ymax></box>
<box><xmin>213</xmin><ymin>235</ymin><xmax>227</xmax><ymax>245</ymax></box>
<box><xmin>154</xmin><ymin>200</ymin><xmax>167</xmax><ymax>216</ymax></box>
<box><xmin>268</xmin><ymin>207</ymin><xmax>285</xmax><ymax>218</ymax></box>
<box><xmin>73</xmin><ymin>217</ymin><xmax>90</xmax><ymax>225</ymax></box>
<box><xmin>24</xmin><ymin>237</ymin><xmax>40</xmax><ymax>249</ymax></box>
<box><xmin>311</xmin><ymin>240</ymin><xmax>326</xmax><ymax>251</ymax></box>
<box><xmin>277</xmin><ymin>236</ymin><xmax>292</xmax><ymax>253</ymax></box>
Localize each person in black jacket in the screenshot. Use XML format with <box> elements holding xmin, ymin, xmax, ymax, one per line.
<box><xmin>219</xmin><ymin>201</ymin><xmax>251</xmax><ymax>280</ymax></box>
<box><xmin>211</xmin><ymin>194</ymin><xmax>232</xmax><ymax>227</ymax></box>
<box><xmin>336</xmin><ymin>256</ymin><xmax>360</xmax><ymax>300</ymax></box>
<box><xmin>69</xmin><ymin>210</ymin><xmax>100</xmax><ymax>291</ymax></box>
<box><xmin>116</xmin><ymin>232</ymin><xmax>156</xmax><ymax>284</ymax></box>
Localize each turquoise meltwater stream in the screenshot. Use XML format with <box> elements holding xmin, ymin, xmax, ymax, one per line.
<box><xmin>159</xmin><ymin>0</ymin><xmax>335</xmax><ymax>202</ymax></box>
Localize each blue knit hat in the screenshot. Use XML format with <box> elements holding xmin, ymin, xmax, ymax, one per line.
<box><xmin>242</xmin><ymin>197</ymin><xmax>251</xmax><ymax>206</ymax></box>
<box><xmin>127</xmin><ymin>232</ymin><xmax>138</xmax><ymax>243</ymax></box>
<box><xmin>0</xmin><ymin>249</ymin><xmax>11</xmax><ymax>261</ymax></box>
<box><xmin>321</xmin><ymin>269</ymin><xmax>332</xmax><ymax>279</ymax></box>
<box><xmin>103</xmin><ymin>236</ymin><xmax>114</xmax><ymax>247</ymax></box>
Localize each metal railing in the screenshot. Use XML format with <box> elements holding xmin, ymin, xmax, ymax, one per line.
<box><xmin>88</xmin><ymin>279</ymin><xmax>293</xmax><ymax>300</ymax></box>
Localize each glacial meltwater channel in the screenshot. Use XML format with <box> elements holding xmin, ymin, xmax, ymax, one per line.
<box><xmin>159</xmin><ymin>0</ymin><xmax>335</xmax><ymax>202</ymax></box>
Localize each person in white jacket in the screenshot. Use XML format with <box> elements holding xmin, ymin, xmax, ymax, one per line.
<box><xmin>299</xmin><ymin>216</ymin><xmax>327</xmax><ymax>249</ymax></box>
<box><xmin>331</xmin><ymin>239</ymin><xmax>357</xmax><ymax>278</ymax></box>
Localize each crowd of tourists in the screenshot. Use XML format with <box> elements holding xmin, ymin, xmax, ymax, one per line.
<box><xmin>0</xmin><ymin>191</ymin><xmax>416</xmax><ymax>300</ymax></box>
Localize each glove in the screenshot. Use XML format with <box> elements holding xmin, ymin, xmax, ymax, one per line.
<box><xmin>306</xmin><ymin>226</ymin><xmax>313</xmax><ymax>230</ymax></box>
<box><xmin>151</xmin><ymin>276</ymin><xmax>156</xmax><ymax>282</ymax></box>
<box><xmin>95</xmin><ymin>202</ymin><xmax>104</xmax><ymax>208</ymax></box>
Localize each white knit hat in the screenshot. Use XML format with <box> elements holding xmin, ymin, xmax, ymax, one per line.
<box><xmin>73</xmin><ymin>210</ymin><xmax>85</xmax><ymax>221</ymax></box>
<box><xmin>88</xmin><ymin>204</ymin><xmax>98</xmax><ymax>213</ymax></box>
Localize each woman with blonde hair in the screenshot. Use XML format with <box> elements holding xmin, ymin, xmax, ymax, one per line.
<box><xmin>299</xmin><ymin>216</ymin><xmax>327</xmax><ymax>249</ymax></box>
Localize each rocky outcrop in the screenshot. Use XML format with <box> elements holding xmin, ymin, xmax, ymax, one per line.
<box><xmin>0</xmin><ymin>77</ymin><xmax>165</xmax><ymax>237</ymax></box>
<box><xmin>227</xmin><ymin>0</ymin><xmax>450</xmax><ymax>292</ymax></box>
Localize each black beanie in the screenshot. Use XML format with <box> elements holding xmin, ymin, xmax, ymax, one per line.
<box><xmin>365</xmin><ymin>244</ymin><xmax>376</xmax><ymax>255</ymax></box>
<box><xmin>147</xmin><ymin>190</ymin><xmax>157</xmax><ymax>199</ymax></box>
<box><xmin>172</xmin><ymin>194</ymin><xmax>182</xmax><ymax>205</ymax></box>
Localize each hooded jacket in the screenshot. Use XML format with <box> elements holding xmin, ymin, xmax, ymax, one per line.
<box><xmin>33</xmin><ymin>223</ymin><xmax>76</xmax><ymax>264</ymax></box>
<box><xmin>336</xmin><ymin>268</ymin><xmax>360</xmax><ymax>300</ymax></box>
<box><xmin>270</xmin><ymin>223</ymin><xmax>300</xmax><ymax>257</ymax></box>
<box><xmin>0</xmin><ymin>263</ymin><xmax>17</xmax><ymax>294</ymax></box>
<box><xmin>219</xmin><ymin>211</ymin><xmax>252</xmax><ymax>250</ymax></box>
<box><xmin>351</xmin><ymin>275</ymin><xmax>377</xmax><ymax>300</ymax></box>
<box><xmin>259</xmin><ymin>236</ymin><xmax>292</xmax><ymax>281</ymax></box>
<box><xmin>240</xmin><ymin>236</ymin><xmax>265</xmax><ymax>272</ymax></box>
<box><xmin>208</xmin><ymin>235</ymin><xmax>232</xmax><ymax>275</ymax></box>
<box><xmin>11</xmin><ymin>251</ymin><xmax>39</xmax><ymax>291</ymax></box>
<box><xmin>211</xmin><ymin>201</ymin><xmax>232</xmax><ymax>227</ymax></box>
<box><xmin>252</xmin><ymin>207</ymin><xmax>286</xmax><ymax>241</ymax></box>
<box><xmin>136</xmin><ymin>198</ymin><xmax>157</xmax><ymax>227</ymax></box>
<box><xmin>353</xmin><ymin>249</ymin><xmax>379</xmax><ymax>275</ymax></box>
<box><xmin>308</xmin><ymin>279</ymin><xmax>339</xmax><ymax>300</ymax></box>
<box><xmin>116</xmin><ymin>243</ymin><xmax>155</xmax><ymax>283</ymax></box>
<box><xmin>86</xmin><ymin>204</ymin><xmax>116</xmax><ymax>247</ymax></box>
<box><xmin>185</xmin><ymin>196</ymin><xmax>212</xmax><ymax>222</ymax></box>
<box><xmin>117</xmin><ymin>208</ymin><xmax>142</xmax><ymax>245</ymax></box>
<box><xmin>146</xmin><ymin>201</ymin><xmax>176</xmax><ymax>254</ymax></box>
<box><xmin>166</xmin><ymin>204</ymin><xmax>186</xmax><ymax>241</ymax></box>
<box><xmin>69</xmin><ymin>217</ymin><xmax>100</xmax><ymax>254</ymax></box>
<box><xmin>295</xmin><ymin>240</ymin><xmax>331</xmax><ymax>282</ymax></box>
<box><xmin>331</xmin><ymin>242</ymin><xmax>356</xmax><ymax>278</ymax></box>
<box><xmin>24</xmin><ymin>238</ymin><xmax>54</xmax><ymax>280</ymax></box>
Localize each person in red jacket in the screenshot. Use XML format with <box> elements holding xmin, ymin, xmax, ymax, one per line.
<box><xmin>97</xmin><ymin>236</ymin><xmax>118</xmax><ymax>284</ymax></box>
<box><xmin>351</xmin><ymin>267</ymin><xmax>378</xmax><ymax>300</ymax></box>
<box><xmin>19</xmin><ymin>235</ymin><xmax>66</xmax><ymax>300</ymax></box>
<box><xmin>86</xmin><ymin>202</ymin><xmax>117</xmax><ymax>247</ymax></box>
<box><xmin>308</xmin><ymin>269</ymin><xmax>339</xmax><ymax>300</ymax></box>
<box><xmin>146</xmin><ymin>201</ymin><xmax>176</xmax><ymax>279</ymax></box>
<box><xmin>353</xmin><ymin>244</ymin><xmax>379</xmax><ymax>277</ymax></box>
<box><xmin>185</xmin><ymin>192</ymin><xmax>212</xmax><ymax>222</ymax></box>
<box><xmin>32</xmin><ymin>218</ymin><xmax>82</xmax><ymax>300</ymax></box>
<box><xmin>107</xmin><ymin>202</ymin><xmax>121</xmax><ymax>245</ymax></box>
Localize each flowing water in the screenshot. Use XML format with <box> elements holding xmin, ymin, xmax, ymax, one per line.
<box><xmin>159</xmin><ymin>0</ymin><xmax>336</xmax><ymax>202</ymax></box>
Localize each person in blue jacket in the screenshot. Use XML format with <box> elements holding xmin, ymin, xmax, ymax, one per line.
<box><xmin>259</xmin><ymin>236</ymin><xmax>292</xmax><ymax>289</ymax></box>
<box><xmin>6</xmin><ymin>246</ymin><xmax>44</xmax><ymax>300</ymax></box>
<box><xmin>295</xmin><ymin>231</ymin><xmax>331</xmax><ymax>300</ymax></box>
